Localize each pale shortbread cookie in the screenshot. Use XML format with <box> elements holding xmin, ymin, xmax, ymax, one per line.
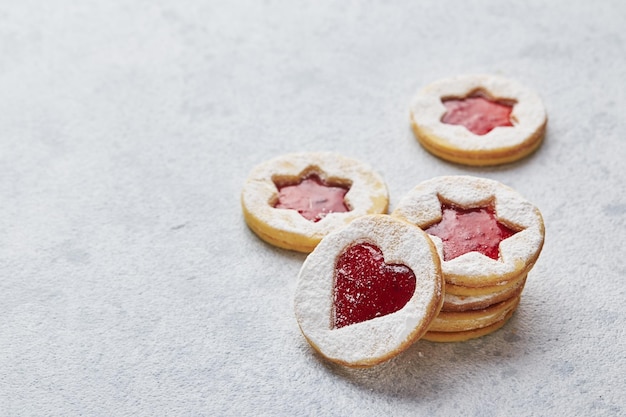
<box><xmin>445</xmin><ymin>271</ymin><xmax>526</xmax><ymax>296</ymax></box>
<box><xmin>442</xmin><ymin>275</ymin><xmax>526</xmax><ymax>312</ymax></box>
<box><xmin>410</xmin><ymin>74</ymin><xmax>547</xmax><ymax>166</ymax></box>
<box><xmin>392</xmin><ymin>176</ymin><xmax>545</xmax><ymax>287</ymax></box>
<box><xmin>428</xmin><ymin>294</ymin><xmax>520</xmax><ymax>333</ymax></box>
<box><xmin>294</xmin><ymin>215</ymin><xmax>443</xmax><ymax>368</ymax></box>
<box><xmin>422</xmin><ymin>308</ymin><xmax>516</xmax><ymax>342</ymax></box>
<box><xmin>241</xmin><ymin>152</ymin><xmax>388</xmax><ymax>253</ymax></box>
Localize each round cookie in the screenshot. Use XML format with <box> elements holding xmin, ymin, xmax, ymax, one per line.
<box><xmin>241</xmin><ymin>152</ymin><xmax>389</xmax><ymax>253</ymax></box>
<box><xmin>410</xmin><ymin>74</ymin><xmax>547</xmax><ymax>166</ymax></box>
<box><xmin>392</xmin><ymin>175</ymin><xmax>545</xmax><ymax>288</ymax></box>
<box><xmin>445</xmin><ymin>272</ymin><xmax>526</xmax><ymax>296</ymax></box>
<box><xmin>422</xmin><ymin>309</ymin><xmax>516</xmax><ymax>342</ymax></box>
<box><xmin>294</xmin><ymin>215</ymin><xmax>443</xmax><ymax>368</ymax></box>
<box><xmin>428</xmin><ymin>294</ymin><xmax>520</xmax><ymax>333</ymax></box>
<box><xmin>442</xmin><ymin>275</ymin><xmax>526</xmax><ymax>312</ymax></box>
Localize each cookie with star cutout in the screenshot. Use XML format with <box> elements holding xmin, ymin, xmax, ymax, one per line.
<box><xmin>294</xmin><ymin>214</ymin><xmax>443</xmax><ymax>367</ymax></box>
<box><xmin>392</xmin><ymin>176</ymin><xmax>544</xmax><ymax>341</ymax></box>
<box><xmin>410</xmin><ymin>74</ymin><xmax>547</xmax><ymax>166</ymax></box>
<box><xmin>241</xmin><ymin>152</ymin><xmax>389</xmax><ymax>253</ymax></box>
<box><xmin>392</xmin><ymin>175</ymin><xmax>545</xmax><ymax>288</ymax></box>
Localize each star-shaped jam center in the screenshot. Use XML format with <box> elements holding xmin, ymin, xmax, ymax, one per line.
<box><xmin>425</xmin><ymin>203</ymin><xmax>519</xmax><ymax>261</ymax></box>
<box><xmin>273</xmin><ymin>173</ymin><xmax>351</xmax><ymax>222</ymax></box>
<box><xmin>441</xmin><ymin>94</ymin><xmax>514</xmax><ymax>135</ymax></box>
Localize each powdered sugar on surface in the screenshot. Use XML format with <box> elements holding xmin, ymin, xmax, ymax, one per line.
<box><xmin>3</xmin><ymin>3</ymin><xmax>625</xmax><ymax>416</ymax></box>
<box><xmin>293</xmin><ymin>215</ymin><xmax>442</xmax><ymax>367</ymax></box>
<box><xmin>393</xmin><ymin>176</ymin><xmax>545</xmax><ymax>285</ymax></box>
<box><xmin>410</xmin><ymin>74</ymin><xmax>546</xmax><ymax>150</ymax></box>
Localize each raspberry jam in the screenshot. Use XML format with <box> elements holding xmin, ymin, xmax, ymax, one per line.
<box><xmin>274</xmin><ymin>174</ymin><xmax>350</xmax><ymax>222</ymax></box>
<box><xmin>425</xmin><ymin>204</ymin><xmax>517</xmax><ymax>261</ymax></box>
<box><xmin>441</xmin><ymin>95</ymin><xmax>514</xmax><ymax>135</ymax></box>
<box><xmin>333</xmin><ymin>242</ymin><xmax>416</xmax><ymax>329</ymax></box>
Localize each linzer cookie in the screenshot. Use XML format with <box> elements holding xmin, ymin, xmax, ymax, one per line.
<box><xmin>294</xmin><ymin>215</ymin><xmax>443</xmax><ymax>367</ymax></box>
<box><xmin>442</xmin><ymin>275</ymin><xmax>526</xmax><ymax>312</ymax></box>
<box><xmin>428</xmin><ymin>295</ymin><xmax>521</xmax><ymax>333</ymax></box>
<box><xmin>410</xmin><ymin>74</ymin><xmax>547</xmax><ymax>166</ymax></box>
<box><xmin>241</xmin><ymin>152</ymin><xmax>388</xmax><ymax>252</ymax></box>
<box><xmin>393</xmin><ymin>176</ymin><xmax>545</xmax><ymax>341</ymax></box>
<box><xmin>422</xmin><ymin>309</ymin><xmax>516</xmax><ymax>343</ymax></box>
<box><xmin>393</xmin><ymin>176</ymin><xmax>545</xmax><ymax>287</ymax></box>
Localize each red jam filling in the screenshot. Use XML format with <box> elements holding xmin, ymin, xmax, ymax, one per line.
<box><xmin>441</xmin><ymin>95</ymin><xmax>514</xmax><ymax>135</ymax></box>
<box><xmin>425</xmin><ymin>203</ymin><xmax>517</xmax><ymax>261</ymax></box>
<box><xmin>333</xmin><ymin>242</ymin><xmax>416</xmax><ymax>329</ymax></box>
<box><xmin>274</xmin><ymin>173</ymin><xmax>350</xmax><ymax>222</ymax></box>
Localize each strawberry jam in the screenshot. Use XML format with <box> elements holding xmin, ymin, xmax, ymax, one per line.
<box><xmin>333</xmin><ymin>242</ymin><xmax>416</xmax><ymax>329</ymax></box>
<box><xmin>274</xmin><ymin>174</ymin><xmax>350</xmax><ymax>222</ymax></box>
<box><xmin>441</xmin><ymin>95</ymin><xmax>514</xmax><ymax>135</ymax></box>
<box><xmin>425</xmin><ymin>204</ymin><xmax>517</xmax><ymax>261</ymax></box>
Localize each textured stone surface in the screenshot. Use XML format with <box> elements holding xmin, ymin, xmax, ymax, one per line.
<box><xmin>0</xmin><ymin>1</ymin><xmax>624</xmax><ymax>415</ymax></box>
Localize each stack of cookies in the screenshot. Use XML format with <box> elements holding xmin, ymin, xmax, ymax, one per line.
<box><xmin>392</xmin><ymin>175</ymin><xmax>545</xmax><ymax>342</ymax></box>
<box><xmin>242</xmin><ymin>74</ymin><xmax>548</xmax><ymax>366</ymax></box>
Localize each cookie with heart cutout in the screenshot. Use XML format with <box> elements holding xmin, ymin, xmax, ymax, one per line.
<box><xmin>294</xmin><ymin>214</ymin><xmax>443</xmax><ymax>367</ymax></box>
<box><xmin>241</xmin><ymin>152</ymin><xmax>389</xmax><ymax>253</ymax></box>
<box><xmin>392</xmin><ymin>175</ymin><xmax>545</xmax><ymax>289</ymax></box>
<box><xmin>410</xmin><ymin>74</ymin><xmax>547</xmax><ymax>166</ymax></box>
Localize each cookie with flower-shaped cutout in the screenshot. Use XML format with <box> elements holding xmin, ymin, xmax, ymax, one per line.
<box><xmin>241</xmin><ymin>152</ymin><xmax>389</xmax><ymax>252</ymax></box>
<box><xmin>392</xmin><ymin>175</ymin><xmax>545</xmax><ymax>288</ymax></box>
<box><xmin>410</xmin><ymin>74</ymin><xmax>547</xmax><ymax>166</ymax></box>
<box><xmin>294</xmin><ymin>215</ymin><xmax>443</xmax><ymax>367</ymax></box>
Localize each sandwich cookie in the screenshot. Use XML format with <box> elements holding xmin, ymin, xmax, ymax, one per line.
<box><xmin>410</xmin><ymin>74</ymin><xmax>547</xmax><ymax>166</ymax></box>
<box><xmin>241</xmin><ymin>152</ymin><xmax>389</xmax><ymax>252</ymax></box>
<box><xmin>294</xmin><ymin>215</ymin><xmax>443</xmax><ymax>367</ymax></box>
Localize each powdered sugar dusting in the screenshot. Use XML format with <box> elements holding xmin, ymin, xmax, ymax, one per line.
<box><xmin>241</xmin><ymin>152</ymin><xmax>388</xmax><ymax>250</ymax></box>
<box><xmin>293</xmin><ymin>215</ymin><xmax>442</xmax><ymax>367</ymax></box>
<box><xmin>392</xmin><ymin>176</ymin><xmax>545</xmax><ymax>286</ymax></box>
<box><xmin>410</xmin><ymin>74</ymin><xmax>546</xmax><ymax>151</ymax></box>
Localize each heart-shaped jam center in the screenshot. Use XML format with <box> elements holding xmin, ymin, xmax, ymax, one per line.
<box><xmin>425</xmin><ymin>203</ymin><xmax>518</xmax><ymax>261</ymax></box>
<box><xmin>274</xmin><ymin>173</ymin><xmax>350</xmax><ymax>222</ymax></box>
<box><xmin>441</xmin><ymin>94</ymin><xmax>514</xmax><ymax>135</ymax></box>
<box><xmin>332</xmin><ymin>242</ymin><xmax>416</xmax><ymax>329</ymax></box>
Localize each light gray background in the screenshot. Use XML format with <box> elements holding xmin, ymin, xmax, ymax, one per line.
<box><xmin>1</xmin><ymin>1</ymin><xmax>625</xmax><ymax>416</ymax></box>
